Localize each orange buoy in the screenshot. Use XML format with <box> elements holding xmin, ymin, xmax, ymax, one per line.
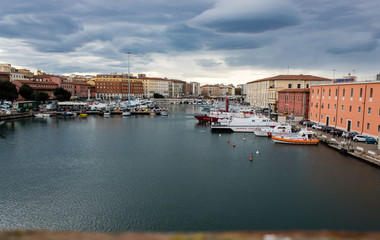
<box><xmin>249</xmin><ymin>156</ymin><xmax>253</xmax><ymax>161</ymax></box>
<box><xmin>233</xmin><ymin>144</ymin><xmax>236</xmax><ymax>147</ymax></box>
<box><xmin>228</xmin><ymin>140</ymin><xmax>230</xmax><ymax>143</ymax></box>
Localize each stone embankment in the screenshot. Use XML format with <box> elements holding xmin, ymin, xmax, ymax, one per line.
<box><xmin>308</xmin><ymin>127</ymin><xmax>380</xmax><ymax>167</ymax></box>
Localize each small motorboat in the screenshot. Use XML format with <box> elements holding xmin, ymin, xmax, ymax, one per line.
<box><xmin>160</xmin><ymin>110</ymin><xmax>168</xmax><ymax>116</ymax></box>
<box><xmin>254</xmin><ymin>124</ymin><xmax>292</xmax><ymax>137</ymax></box>
<box><xmin>122</xmin><ymin>109</ymin><xmax>131</xmax><ymax>116</ymax></box>
<box><xmin>272</xmin><ymin>129</ymin><xmax>319</xmax><ymax>145</ymax></box>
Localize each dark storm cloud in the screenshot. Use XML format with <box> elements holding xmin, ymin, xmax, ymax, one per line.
<box><xmin>327</xmin><ymin>41</ymin><xmax>379</xmax><ymax>55</ymax></box>
<box><xmin>0</xmin><ymin>0</ymin><xmax>379</xmax><ymax>79</ymax></box>
<box><xmin>189</xmin><ymin>0</ymin><xmax>302</xmax><ymax>33</ymax></box>
<box><xmin>0</xmin><ymin>14</ymin><xmax>82</xmax><ymax>40</ymax></box>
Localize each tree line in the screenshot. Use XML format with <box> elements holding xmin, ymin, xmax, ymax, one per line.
<box><xmin>0</xmin><ymin>81</ymin><xmax>72</xmax><ymax>102</ymax></box>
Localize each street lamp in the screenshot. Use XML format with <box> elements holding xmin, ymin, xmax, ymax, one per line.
<box><xmin>125</xmin><ymin>52</ymin><xmax>132</xmax><ymax>105</ymax></box>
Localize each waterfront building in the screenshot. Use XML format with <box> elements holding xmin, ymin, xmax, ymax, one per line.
<box><xmin>277</xmin><ymin>89</ymin><xmax>310</xmax><ymax>121</ymax></box>
<box><xmin>169</xmin><ymin>79</ymin><xmax>186</xmax><ymax>98</ymax></box>
<box><xmin>139</xmin><ymin>76</ymin><xmax>170</xmax><ymax>98</ymax></box>
<box><xmin>246</xmin><ymin>75</ymin><xmax>331</xmax><ymax>111</ymax></box>
<box><xmin>0</xmin><ymin>72</ymin><xmax>10</xmax><ymax>81</ymax></box>
<box><xmin>13</xmin><ymin>80</ymin><xmax>58</xmax><ymax>100</ymax></box>
<box><xmin>187</xmin><ymin>82</ymin><xmax>201</xmax><ymax>96</ymax></box>
<box><xmin>309</xmin><ymin>81</ymin><xmax>380</xmax><ymax>138</ymax></box>
<box><xmin>89</xmin><ymin>74</ymin><xmax>143</xmax><ymax>100</ymax></box>
<box><xmin>201</xmin><ymin>84</ymin><xmax>220</xmax><ymax>97</ymax></box>
<box><xmin>0</xmin><ymin>64</ymin><xmax>14</xmax><ymax>73</ymax></box>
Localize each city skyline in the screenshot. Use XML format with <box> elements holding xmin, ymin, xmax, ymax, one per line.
<box><xmin>1</xmin><ymin>0</ymin><xmax>379</xmax><ymax>84</ymax></box>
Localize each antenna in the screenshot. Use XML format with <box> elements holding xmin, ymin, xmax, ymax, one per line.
<box><xmin>287</xmin><ymin>66</ymin><xmax>289</xmax><ymax>75</ymax></box>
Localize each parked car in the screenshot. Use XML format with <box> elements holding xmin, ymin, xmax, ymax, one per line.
<box><xmin>353</xmin><ymin>135</ymin><xmax>367</xmax><ymax>142</ymax></box>
<box><xmin>321</xmin><ymin>126</ymin><xmax>334</xmax><ymax>133</ymax></box>
<box><xmin>365</xmin><ymin>137</ymin><xmax>378</xmax><ymax>144</ymax></box>
<box><xmin>312</xmin><ymin>124</ymin><xmax>323</xmax><ymax>130</ymax></box>
<box><xmin>330</xmin><ymin>129</ymin><xmax>344</xmax><ymax>137</ymax></box>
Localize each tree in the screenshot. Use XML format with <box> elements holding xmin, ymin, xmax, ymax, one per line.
<box><xmin>153</xmin><ymin>93</ymin><xmax>164</xmax><ymax>98</ymax></box>
<box><xmin>54</xmin><ymin>87</ymin><xmax>71</xmax><ymax>101</ymax></box>
<box><xmin>19</xmin><ymin>84</ymin><xmax>34</xmax><ymax>100</ymax></box>
<box><xmin>31</xmin><ymin>92</ymin><xmax>49</xmax><ymax>102</ymax></box>
<box><xmin>0</xmin><ymin>81</ymin><xmax>18</xmax><ymax>101</ymax></box>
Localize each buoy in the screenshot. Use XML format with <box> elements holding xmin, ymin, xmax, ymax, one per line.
<box><xmin>243</xmin><ymin>137</ymin><xmax>246</xmax><ymax>141</ymax></box>
<box><xmin>233</xmin><ymin>144</ymin><xmax>236</xmax><ymax>147</ymax></box>
<box><xmin>249</xmin><ymin>156</ymin><xmax>253</xmax><ymax>161</ymax></box>
<box><xmin>228</xmin><ymin>140</ymin><xmax>230</xmax><ymax>143</ymax></box>
<box><xmin>256</xmin><ymin>150</ymin><xmax>259</xmax><ymax>154</ymax></box>
<box><xmin>219</xmin><ymin>134</ymin><xmax>221</xmax><ymax>137</ymax></box>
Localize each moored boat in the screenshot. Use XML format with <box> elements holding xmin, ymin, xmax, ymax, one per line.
<box><xmin>211</xmin><ymin>115</ymin><xmax>277</xmax><ymax>133</ymax></box>
<box><xmin>254</xmin><ymin>124</ymin><xmax>292</xmax><ymax>137</ymax></box>
<box><xmin>272</xmin><ymin>129</ymin><xmax>319</xmax><ymax>144</ymax></box>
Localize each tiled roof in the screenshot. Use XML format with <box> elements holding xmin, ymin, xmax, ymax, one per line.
<box><xmin>247</xmin><ymin>75</ymin><xmax>331</xmax><ymax>84</ymax></box>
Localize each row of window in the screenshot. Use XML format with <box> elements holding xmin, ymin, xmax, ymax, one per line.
<box><xmin>312</xmin><ymin>87</ymin><xmax>374</xmax><ymax>99</ymax></box>
<box><xmin>310</xmin><ymin>112</ymin><xmax>380</xmax><ymax>132</ymax></box>
<box><xmin>312</xmin><ymin>102</ymin><xmax>378</xmax><ymax>115</ymax></box>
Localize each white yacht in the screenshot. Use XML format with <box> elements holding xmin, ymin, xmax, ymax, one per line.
<box><xmin>211</xmin><ymin>115</ymin><xmax>277</xmax><ymax>133</ymax></box>
<box><xmin>254</xmin><ymin>124</ymin><xmax>292</xmax><ymax>137</ymax></box>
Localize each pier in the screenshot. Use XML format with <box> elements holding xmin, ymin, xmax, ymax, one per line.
<box><xmin>315</xmin><ymin>131</ymin><xmax>380</xmax><ymax>167</ymax></box>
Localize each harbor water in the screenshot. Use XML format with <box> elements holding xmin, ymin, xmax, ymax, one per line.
<box><xmin>0</xmin><ymin>105</ymin><xmax>379</xmax><ymax>232</ymax></box>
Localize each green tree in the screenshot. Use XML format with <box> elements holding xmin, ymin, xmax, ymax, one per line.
<box><xmin>19</xmin><ymin>84</ymin><xmax>34</xmax><ymax>100</ymax></box>
<box><xmin>31</xmin><ymin>92</ymin><xmax>49</xmax><ymax>102</ymax></box>
<box><xmin>54</xmin><ymin>87</ymin><xmax>71</xmax><ymax>101</ymax></box>
<box><xmin>0</xmin><ymin>81</ymin><xmax>18</xmax><ymax>101</ymax></box>
<box><xmin>153</xmin><ymin>93</ymin><xmax>164</xmax><ymax>98</ymax></box>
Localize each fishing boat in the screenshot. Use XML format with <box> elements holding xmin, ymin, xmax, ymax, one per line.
<box><xmin>272</xmin><ymin>129</ymin><xmax>319</xmax><ymax>144</ymax></box>
<box><xmin>211</xmin><ymin>115</ymin><xmax>277</xmax><ymax>133</ymax></box>
<box><xmin>254</xmin><ymin>124</ymin><xmax>292</xmax><ymax>137</ymax></box>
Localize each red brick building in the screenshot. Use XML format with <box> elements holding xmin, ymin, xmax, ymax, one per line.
<box><xmin>277</xmin><ymin>89</ymin><xmax>310</xmax><ymax>119</ymax></box>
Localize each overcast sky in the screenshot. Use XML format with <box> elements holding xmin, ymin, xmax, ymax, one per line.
<box><xmin>1</xmin><ymin>0</ymin><xmax>379</xmax><ymax>84</ymax></box>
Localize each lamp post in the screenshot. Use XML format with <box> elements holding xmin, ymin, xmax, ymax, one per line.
<box><xmin>125</xmin><ymin>52</ymin><xmax>132</xmax><ymax>105</ymax></box>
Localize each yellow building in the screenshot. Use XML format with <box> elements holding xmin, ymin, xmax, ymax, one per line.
<box><xmin>246</xmin><ymin>75</ymin><xmax>331</xmax><ymax>110</ymax></box>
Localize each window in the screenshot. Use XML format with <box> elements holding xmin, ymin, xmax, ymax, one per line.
<box><xmin>342</xmin><ymin>88</ymin><xmax>345</xmax><ymax>97</ymax></box>
<box><xmin>359</xmin><ymin>88</ymin><xmax>363</xmax><ymax>97</ymax></box>
<box><xmin>367</xmin><ymin>123</ymin><xmax>370</xmax><ymax>130</ymax></box>
<box><xmin>357</xmin><ymin>121</ymin><xmax>360</xmax><ymax>128</ymax></box>
<box><xmin>335</xmin><ymin>89</ymin><xmax>338</xmax><ymax>96</ymax></box>
<box><xmin>368</xmin><ymin>107</ymin><xmax>371</xmax><ymax>114</ymax></box>
<box><xmin>306</xmin><ymin>84</ymin><xmax>309</xmax><ymax>88</ymax></box>
<box><xmin>288</xmin><ymin>83</ymin><xmax>292</xmax><ymax>88</ymax></box>
<box><xmin>333</xmin><ymin>117</ymin><xmax>335</xmax><ymax>122</ymax></box>
<box><xmin>297</xmin><ymin>84</ymin><xmax>301</xmax><ymax>88</ymax></box>
<box><xmin>349</xmin><ymin>106</ymin><xmax>352</xmax><ymax>112</ymax></box>
<box><xmin>327</xmin><ymin>104</ymin><xmax>330</xmax><ymax>109</ymax></box>
<box><xmin>369</xmin><ymin>88</ymin><xmax>373</xmax><ymax>98</ymax></box>
<box><xmin>340</xmin><ymin>118</ymin><xmax>343</xmax><ymax>124</ymax></box>
<box><xmin>334</xmin><ymin>104</ymin><xmax>336</xmax><ymax>110</ymax></box>
<box><xmin>350</xmin><ymin>88</ymin><xmax>353</xmax><ymax>97</ymax></box>
<box><xmin>378</xmin><ymin>125</ymin><xmax>380</xmax><ymax>133</ymax></box>
<box><xmin>358</xmin><ymin>106</ymin><xmax>361</xmax><ymax>113</ymax></box>
<box><xmin>341</xmin><ymin>105</ymin><xmax>344</xmax><ymax>111</ymax></box>
<box><xmin>328</xmin><ymin>89</ymin><xmax>331</xmax><ymax>97</ymax></box>
<box><xmin>322</xmin><ymin>89</ymin><xmax>325</xmax><ymax>98</ymax></box>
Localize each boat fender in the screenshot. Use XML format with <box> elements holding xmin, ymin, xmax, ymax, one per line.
<box><xmin>282</xmin><ymin>129</ymin><xmax>285</xmax><ymax>132</ymax></box>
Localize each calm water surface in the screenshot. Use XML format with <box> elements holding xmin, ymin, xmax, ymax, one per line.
<box><xmin>0</xmin><ymin>105</ymin><xmax>379</xmax><ymax>232</ymax></box>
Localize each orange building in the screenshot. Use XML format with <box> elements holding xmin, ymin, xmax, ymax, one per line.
<box><xmin>309</xmin><ymin>82</ymin><xmax>380</xmax><ymax>138</ymax></box>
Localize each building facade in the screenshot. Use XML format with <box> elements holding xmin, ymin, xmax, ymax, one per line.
<box><xmin>13</xmin><ymin>80</ymin><xmax>59</xmax><ymax>99</ymax></box>
<box><xmin>246</xmin><ymin>75</ymin><xmax>331</xmax><ymax>111</ymax></box>
<box><xmin>140</xmin><ymin>77</ymin><xmax>170</xmax><ymax>98</ymax></box>
<box><xmin>277</xmin><ymin>89</ymin><xmax>310</xmax><ymax>120</ymax></box>
<box><xmin>309</xmin><ymin>82</ymin><xmax>380</xmax><ymax>138</ymax></box>
<box><xmin>89</xmin><ymin>74</ymin><xmax>143</xmax><ymax>100</ymax></box>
